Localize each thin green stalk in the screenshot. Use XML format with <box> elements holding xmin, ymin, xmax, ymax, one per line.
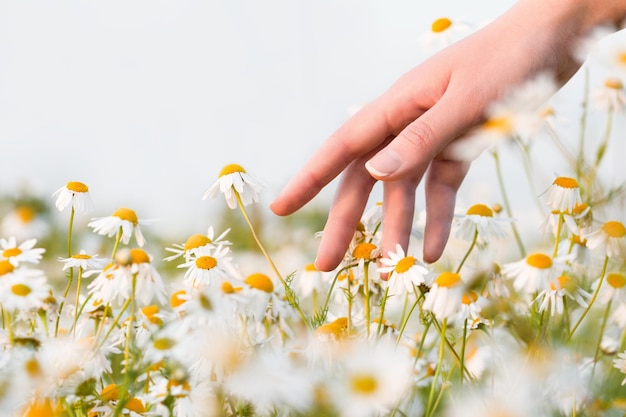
<box><xmin>111</xmin><ymin>227</ymin><xmax>123</xmax><ymax>260</ymax></box>
<box><xmin>570</xmin><ymin>255</ymin><xmax>609</xmax><ymax>338</ymax></box>
<box><xmin>492</xmin><ymin>150</ymin><xmax>526</xmax><ymax>258</ymax></box>
<box><xmin>396</xmin><ymin>287</ymin><xmax>423</xmax><ymax>343</ymax></box>
<box><xmin>4</xmin><ymin>310</ymin><xmax>13</xmax><ymax>345</ymax></box>
<box><xmin>592</xmin><ymin>298</ymin><xmax>613</xmax><ymax>377</ymax></box>
<box><xmin>376</xmin><ymin>284</ymin><xmax>391</xmax><ymax>337</ymax></box>
<box><xmin>96</xmin><ymin>298</ymin><xmax>131</xmax><ymax>350</ymax></box>
<box><xmin>425</xmin><ymin>318</ymin><xmax>447</xmax><ymax>417</ymax></box>
<box><xmin>552</xmin><ymin>213</ymin><xmax>564</xmax><ymax>259</ymax></box>
<box><xmin>72</xmin><ymin>267</ymin><xmax>84</xmax><ymax>336</ymax></box>
<box><xmin>456</xmin><ymin>230</ymin><xmax>478</xmax><ymax>274</ymax></box>
<box><xmin>124</xmin><ymin>273</ymin><xmax>138</xmax><ymax>375</ymax></box>
<box><xmin>459</xmin><ymin>318</ymin><xmax>468</xmax><ymax>387</ymax></box>
<box><xmin>234</xmin><ymin>192</ymin><xmax>309</xmax><ymax>327</ymax></box>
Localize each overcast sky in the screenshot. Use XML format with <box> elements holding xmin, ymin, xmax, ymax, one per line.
<box><xmin>4</xmin><ymin>0</ymin><xmax>594</xmax><ymax>239</ymax></box>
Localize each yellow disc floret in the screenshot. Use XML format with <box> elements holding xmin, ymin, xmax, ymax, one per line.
<box><xmin>3</xmin><ymin>248</ymin><xmax>21</xmax><ymax>258</ymax></box>
<box><xmin>553</xmin><ymin>176</ymin><xmax>579</xmax><ymax>189</ymax></box>
<box><xmin>605</xmin><ymin>77</ymin><xmax>624</xmax><ymax>90</ymax></box>
<box><xmin>245</xmin><ymin>273</ymin><xmax>274</xmax><ymax>293</ymax></box>
<box><xmin>11</xmin><ymin>283</ymin><xmax>32</xmax><ymax>297</ymax></box>
<box><xmin>395</xmin><ymin>256</ymin><xmax>416</xmax><ymax>273</ymax></box>
<box><xmin>350</xmin><ymin>374</ymin><xmax>378</xmax><ymax>394</ymax></box>
<box><xmin>352</xmin><ymin>242</ymin><xmax>377</xmax><ymax>260</ymax></box>
<box><xmin>219</xmin><ymin>163</ymin><xmax>246</xmax><ymax>177</ymax></box>
<box><xmin>466</xmin><ymin>204</ymin><xmax>494</xmax><ymax>217</ymax></box>
<box><xmin>526</xmin><ymin>253</ymin><xmax>552</xmax><ymax>269</ymax></box>
<box><xmin>434</xmin><ymin>272</ymin><xmax>461</xmax><ymax>288</ymax></box>
<box><xmin>112</xmin><ymin>207</ymin><xmax>138</xmax><ymax>224</ymax></box>
<box><xmin>431</xmin><ymin>17</ymin><xmax>452</xmax><ymax>33</ymax></box>
<box><xmin>0</xmin><ymin>260</ymin><xmax>15</xmax><ymax>276</ymax></box>
<box><xmin>607</xmin><ymin>273</ymin><xmax>626</xmax><ymax>289</ymax></box>
<box><xmin>130</xmin><ymin>248</ymin><xmax>150</xmax><ymax>264</ymax></box>
<box><xmin>195</xmin><ymin>256</ymin><xmax>217</xmax><ymax>270</ymax></box>
<box><xmin>71</xmin><ymin>253</ymin><xmax>92</xmax><ymax>260</ymax></box>
<box><xmin>602</xmin><ymin>221</ymin><xmax>626</xmax><ymax>238</ymax></box>
<box><xmin>183</xmin><ymin>234</ymin><xmax>212</xmax><ymax>251</ymax></box>
<box><xmin>66</xmin><ymin>181</ymin><xmax>89</xmax><ymax>193</ymax></box>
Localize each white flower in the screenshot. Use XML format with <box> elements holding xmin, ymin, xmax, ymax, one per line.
<box><xmin>422</xmin><ymin>272</ymin><xmax>465</xmax><ymax>321</ymax></box>
<box><xmin>418</xmin><ymin>16</ymin><xmax>473</xmax><ymax>53</ymax></box>
<box><xmin>453</xmin><ymin>204</ymin><xmax>513</xmax><ymax>242</ymax></box>
<box><xmin>164</xmin><ymin>226</ymin><xmax>231</xmax><ymax>263</ymax></box>
<box><xmin>0</xmin><ymin>206</ymin><xmax>50</xmax><ymax>241</ymax></box>
<box><xmin>88</xmin><ymin>207</ymin><xmax>154</xmax><ymax>247</ymax></box>
<box><xmin>178</xmin><ymin>245</ymin><xmax>236</xmax><ymax>289</ymax></box>
<box><xmin>52</xmin><ymin>181</ymin><xmax>94</xmax><ymax>213</ymax></box>
<box><xmin>58</xmin><ymin>250</ymin><xmax>109</xmax><ymax>274</ymax></box>
<box><xmin>0</xmin><ymin>268</ymin><xmax>50</xmax><ymax>312</ymax></box>
<box><xmin>584</xmin><ymin>220</ymin><xmax>626</xmax><ymax>258</ymax></box>
<box><xmin>0</xmin><ymin>236</ymin><xmax>45</xmax><ymax>266</ymax></box>
<box><xmin>541</xmin><ymin>176</ymin><xmax>582</xmax><ymax>213</ymax></box>
<box><xmin>501</xmin><ymin>252</ymin><xmax>570</xmax><ymax>295</ymax></box>
<box><xmin>202</xmin><ymin>163</ymin><xmax>263</xmax><ymax>209</ymax></box>
<box><xmin>533</xmin><ymin>274</ymin><xmax>590</xmax><ymax>316</ymax></box>
<box><xmin>590</xmin><ymin>77</ymin><xmax>626</xmax><ymax>112</ymax></box>
<box><xmin>297</xmin><ymin>263</ymin><xmax>332</xmax><ymax>299</ymax></box>
<box><xmin>377</xmin><ymin>244</ymin><xmax>428</xmax><ymax>295</ymax></box>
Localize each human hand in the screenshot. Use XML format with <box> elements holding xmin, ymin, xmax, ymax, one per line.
<box><xmin>270</xmin><ymin>0</ymin><xmax>624</xmax><ymax>272</ymax></box>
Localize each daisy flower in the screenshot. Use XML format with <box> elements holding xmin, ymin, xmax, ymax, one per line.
<box><xmin>377</xmin><ymin>244</ymin><xmax>428</xmax><ymax>295</ymax></box>
<box><xmin>453</xmin><ymin>203</ymin><xmax>513</xmax><ymax>242</ymax></box>
<box><xmin>501</xmin><ymin>252</ymin><xmax>570</xmax><ymax>295</ymax></box>
<box><xmin>422</xmin><ymin>272</ymin><xmax>465</xmax><ymax>321</ymax></box>
<box><xmin>595</xmin><ymin>272</ymin><xmax>626</xmax><ymax>305</ymax></box>
<box><xmin>347</xmin><ymin>241</ymin><xmax>381</xmax><ymax>269</ymax></box>
<box><xmin>0</xmin><ymin>236</ymin><xmax>45</xmax><ymax>266</ymax></box>
<box><xmin>178</xmin><ymin>245</ymin><xmax>235</xmax><ymax>289</ymax></box>
<box><xmin>584</xmin><ymin>220</ymin><xmax>626</xmax><ymax>258</ymax></box>
<box><xmin>533</xmin><ymin>274</ymin><xmax>590</xmax><ymax>316</ymax></box>
<box><xmin>541</xmin><ymin>176</ymin><xmax>582</xmax><ymax>212</ymax></box>
<box><xmin>418</xmin><ymin>16</ymin><xmax>473</xmax><ymax>53</ymax></box>
<box><xmin>88</xmin><ymin>207</ymin><xmax>154</xmax><ymax>247</ymax></box>
<box><xmin>614</xmin><ymin>350</ymin><xmax>626</xmax><ymax>385</ymax></box>
<box><xmin>590</xmin><ymin>77</ymin><xmax>626</xmax><ymax>112</ymax></box>
<box><xmin>202</xmin><ymin>163</ymin><xmax>263</xmax><ymax>209</ymax></box>
<box><xmin>51</xmin><ymin>181</ymin><xmax>94</xmax><ymax>213</ymax></box>
<box><xmin>298</xmin><ymin>262</ymin><xmax>332</xmax><ymax>299</ymax></box>
<box><xmin>58</xmin><ymin>250</ymin><xmax>108</xmax><ymax>274</ymax></box>
<box><xmin>540</xmin><ymin>203</ymin><xmax>591</xmax><ymax>237</ymax></box>
<box><xmin>241</xmin><ymin>272</ymin><xmax>290</xmax><ymax>321</ymax></box>
<box><xmin>164</xmin><ymin>226</ymin><xmax>231</xmax><ymax>262</ymax></box>
<box><xmin>0</xmin><ymin>205</ymin><xmax>50</xmax><ymax>241</ymax></box>
<box><xmin>0</xmin><ymin>269</ymin><xmax>50</xmax><ymax>312</ymax></box>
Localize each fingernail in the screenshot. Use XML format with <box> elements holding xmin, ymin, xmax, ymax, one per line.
<box><xmin>366</xmin><ymin>150</ymin><xmax>401</xmax><ymax>177</ymax></box>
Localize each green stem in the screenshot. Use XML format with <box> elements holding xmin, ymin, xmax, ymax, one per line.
<box><xmin>97</xmin><ymin>298</ymin><xmax>131</xmax><ymax>350</ymax></box>
<box><xmin>124</xmin><ymin>273</ymin><xmax>138</xmax><ymax>375</ymax></box>
<box><xmin>234</xmin><ymin>192</ymin><xmax>309</xmax><ymax>327</ymax></box>
<box><xmin>552</xmin><ymin>213</ymin><xmax>564</xmax><ymax>259</ymax></box>
<box><xmin>72</xmin><ymin>267</ymin><xmax>84</xmax><ymax>336</ymax></box>
<box><xmin>492</xmin><ymin>150</ymin><xmax>526</xmax><ymax>258</ymax></box>
<box><xmin>592</xmin><ymin>298</ymin><xmax>613</xmax><ymax>377</ymax></box>
<box><xmin>377</xmin><ymin>284</ymin><xmax>391</xmax><ymax>337</ymax></box>
<box><xmin>570</xmin><ymin>255</ymin><xmax>609</xmax><ymax>338</ymax></box>
<box><xmin>3</xmin><ymin>310</ymin><xmax>13</xmax><ymax>345</ymax></box>
<box><xmin>425</xmin><ymin>318</ymin><xmax>447</xmax><ymax>417</ymax></box>
<box><xmin>111</xmin><ymin>227</ymin><xmax>123</xmax><ymax>260</ymax></box>
<box><xmin>459</xmin><ymin>318</ymin><xmax>468</xmax><ymax>387</ymax></box>
<box><xmin>456</xmin><ymin>230</ymin><xmax>478</xmax><ymax>274</ymax></box>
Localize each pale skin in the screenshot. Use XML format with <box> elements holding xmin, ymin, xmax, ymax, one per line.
<box><xmin>270</xmin><ymin>0</ymin><xmax>626</xmax><ymax>272</ymax></box>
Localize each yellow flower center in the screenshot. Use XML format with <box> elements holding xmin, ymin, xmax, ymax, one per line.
<box><xmin>462</xmin><ymin>291</ymin><xmax>478</xmax><ymax>305</ymax></box>
<box><xmin>153</xmin><ymin>337</ymin><xmax>175</xmax><ymax>350</ymax></box>
<box><xmin>557</xmin><ymin>275</ymin><xmax>572</xmax><ymax>289</ymax></box>
<box><xmin>219</xmin><ymin>163</ymin><xmax>246</xmax><ymax>177</ymax></box>
<box><xmin>483</xmin><ymin>116</ymin><xmax>512</xmax><ymax>133</ymax></box>
<box><xmin>0</xmin><ymin>260</ymin><xmax>14</xmax><ymax>276</ymax></box>
<box><xmin>124</xmin><ymin>397</ymin><xmax>146</xmax><ymax>414</ymax></box>
<box><xmin>492</xmin><ymin>204</ymin><xmax>503</xmax><ymax>214</ymax></box>
<box><xmin>466</xmin><ymin>204</ymin><xmax>494</xmax><ymax>217</ymax></box>
<box><xmin>195</xmin><ymin>256</ymin><xmax>217</xmax><ymax>270</ymax></box>
<box><xmin>16</xmin><ymin>206</ymin><xmax>35</xmax><ymax>223</ymax></box>
<box><xmin>24</xmin><ymin>358</ymin><xmax>41</xmax><ymax>377</ymax></box>
<box><xmin>605</xmin><ymin>77</ymin><xmax>624</xmax><ymax>90</ymax></box>
<box><xmin>553</xmin><ymin>176</ymin><xmax>579</xmax><ymax>189</ymax></box>
<box><xmin>526</xmin><ymin>253</ymin><xmax>552</xmax><ymax>269</ymax></box>
<box><xmin>71</xmin><ymin>253</ymin><xmax>92</xmax><ymax>260</ymax></box>
<box><xmin>3</xmin><ymin>248</ymin><xmax>21</xmax><ymax>258</ymax></box>
<box><xmin>602</xmin><ymin>221</ymin><xmax>626</xmax><ymax>238</ymax></box>
<box><xmin>304</xmin><ymin>263</ymin><xmax>318</xmax><ymax>272</ymax></box>
<box><xmin>141</xmin><ymin>305</ymin><xmax>159</xmax><ymax>317</ymax></box>
<box><xmin>431</xmin><ymin>17</ymin><xmax>452</xmax><ymax>33</ymax></box>
<box><xmin>338</xmin><ymin>269</ymin><xmax>355</xmax><ymax>282</ymax></box>
<box><xmin>221</xmin><ymin>281</ymin><xmax>242</xmax><ymax>294</ymax></box>
<box><xmin>66</xmin><ymin>181</ymin><xmax>89</xmax><ymax>193</ymax></box>
<box><xmin>434</xmin><ymin>272</ymin><xmax>461</xmax><ymax>288</ymax></box>
<box><xmin>352</xmin><ymin>242</ymin><xmax>377</xmax><ymax>259</ymax></box>
<box><xmin>540</xmin><ymin>107</ymin><xmax>555</xmax><ymax>118</ymax></box>
<box><xmin>395</xmin><ymin>256</ymin><xmax>416</xmax><ymax>273</ymax></box>
<box><xmin>183</xmin><ymin>234</ymin><xmax>212</xmax><ymax>251</ymax></box>
<box><xmin>11</xmin><ymin>283</ymin><xmax>32</xmax><ymax>297</ymax></box>
<box><xmin>571</xmin><ymin>203</ymin><xmax>589</xmax><ymax>215</ymax></box>
<box><xmin>607</xmin><ymin>273</ymin><xmax>626</xmax><ymax>289</ymax></box>
<box><xmin>350</xmin><ymin>374</ymin><xmax>378</xmax><ymax>394</ymax></box>
<box><xmin>23</xmin><ymin>398</ymin><xmax>57</xmax><ymax>417</ymax></box>
<box><xmin>170</xmin><ymin>290</ymin><xmax>187</xmax><ymax>308</ymax></box>
<box><xmin>245</xmin><ymin>273</ymin><xmax>274</xmax><ymax>292</ymax></box>
<box><xmin>112</xmin><ymin>207</ymin><xmax>138</xmax><ymax>224</ymax></box>
<box><xmin>130</xmin><ymin>248</ymin><xmax>150</xmax><ymax>264</ymax></box>
<box><xmin>100</xmin><ymin>384</ymin><xmax>119</xmax><ymax>401</ymax></box>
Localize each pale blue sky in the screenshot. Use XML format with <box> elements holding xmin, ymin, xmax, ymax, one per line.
<box><xmin>2</xmin><ymin>0</ymin><xmax>572</xmax><ymax>238</ymax></box>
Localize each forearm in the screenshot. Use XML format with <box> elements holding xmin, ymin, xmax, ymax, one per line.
<box><xmin>527</xmin><ymin>0</ymin><xmax>626</xmax><ymax>34</ymax></box>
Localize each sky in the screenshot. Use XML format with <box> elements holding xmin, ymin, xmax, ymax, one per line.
<box><xmin>2</xmin><ymin>0</ymin><xmax>615</xmax><ymax>241</ymax></box>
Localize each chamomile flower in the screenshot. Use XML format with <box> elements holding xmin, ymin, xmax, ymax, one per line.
<box><xmin>0</xmin><ymin>237</ymin><xmax>45</xmax><ymax>266</ymax></box>
<box><xmin>298</xmin><ymin>263</ymin><xmax>331</xmax><ymax>299</ymax></box>
<box><xmin>423</xmin><ymin>272</ymin><xmax>465</xmax><ymax>321</ymax></box>
<box><xmin>347</xmin><ymin>241</ymin><xmax>381</xmax><ymax>268</ymax></box>
<box><xmin>584</xmin><ymin>220</ymin><xmax>626</xmax><ymax>258</ymax></box>
<box><xmin>202</xmin><ymin>163</ymin><xmax>263</xmax><ymax>209</ymax></box>
<box><xmin>240</xmin><ymin>272</ymin><xmax>285</xmax><ymax>321</ymax></box>
<box><xmin>595</xmin><ymin>272</ymin><xmax>626</xmax><ymax>305</ymax></box>
<box><xmin>540</xmin><ymin>203</ymin><xmax>591</xmax><ymax>237</ymax></box>
<box><xmin>591</xmin><ymin>77</ymin><xmax>626</xmax><ymax>111</ymax></box>
<box><xmin>164</xmin><ymin>226</ymin><xmax>231</xmax><ymax>263</ymax></box>
<box><xmin>453</xmin><ymin>204</ymin><xmax>513</xmax><ymax>242</ymax></box>
<box><xmin>501</xmin><ymin>252</ymin><xmax>570</xmax><ymax>295</ymax></box>
<box><xmin>533</xmin><ymin>275</ymin><xmax>590</xmax><ymax>316</ymax></box>
<box><xmin>418</xmin><ymin>16</ymin><xmax>472</xmax><ymax>53</ymax></box>
<box><xmin>0</xmin><ymin>205</ymin><xmax>50</xmax><ymax>240</ymax></box>
<box><xmin>88</xmin><ymin>207</ymin><xmax>154</xmax><ymax>247</ymax></box>
<box><xmin>541</xmin><ymin>176</ymin><xmax>582</xmax><ymax>212</ymax></box>
<box><xmin>614</xmin><ymin>350</ymin><xmax>626</xmax><ymax>385</ymax></box>
<box><xmin>0</xmin><ymin>269</ymin><xmax>50</xmax><ymax>312</ymax></box>
<box><xmin>58</xmin><ymin>250</ymin><xmax>108</xmax><ymax>274</ymax></box>
<box><xmin>178</xmin><ymin>245</ymin><xmax>235</xmax><ymax>289</ymax></box>
<box><xmin>377</xmin><ymin>244</ymin><xmax>428</xmax><ymax>295</ymax></box>
<box><xmin>52</xmin><ymin>181</ymin><xmax>94</xmax><ymax>213</ymax></box>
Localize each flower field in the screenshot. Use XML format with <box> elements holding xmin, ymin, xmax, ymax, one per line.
<box><xmin>3</xmin><ymin>16</ymin><xmax>626</xmax><ymax>417</ymax></box>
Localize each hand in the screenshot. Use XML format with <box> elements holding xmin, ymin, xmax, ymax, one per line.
<box><xmin>270</xmin><ymin>0</ymin><xmax>622</xmax><ymax>272</ymax></box>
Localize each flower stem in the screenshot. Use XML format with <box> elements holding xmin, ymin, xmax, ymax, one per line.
<box><xmin>72</xmin><ymin>266</ymin><xmax>84</xmax><ymax>336</ymax></box>
<box><xmin>425</xmin><ymin>318</ymin><xmax>447</xmax><ymax>417</ymax></box>
<box><xmin>552</xmin><ymin>212</ymin><xmax>564</xmax><ymax>259</ymax></box>
<box><xmin>570</xmin><ymin>255</ymin><xmax>609</xmax><ymax>339</ymax></box>
<box><xmin>456</xmin><ymin>230</ymin><xmax>478</xmax><ymax>274</ymax></box>
<box><xmin>376</xmin><ymin>284</ymin><xmax>390</xmax><ymax>337</ymax></box>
